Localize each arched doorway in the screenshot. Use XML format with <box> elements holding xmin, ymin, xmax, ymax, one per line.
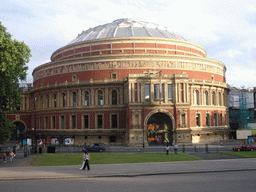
<box><xmin>11</xmin><ymin>121</ymin><xmax>26</xmax><ymax>140</ymax></box>
<box><xmin>146</xmin><ymin>112</ymin><xmax>173</xmax><ymax>145</ymax></box>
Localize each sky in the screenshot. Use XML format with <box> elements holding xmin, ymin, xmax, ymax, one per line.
<box><xmin>1</xmin><ymin>0</ymin><xmax>256</xmax><ymax>88</ymax></box>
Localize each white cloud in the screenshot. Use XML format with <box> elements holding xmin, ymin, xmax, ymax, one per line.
<box><xmin>217</xmin><ymin>50</ymin><xmax>243</xmax><ymax>58</ymax></box>
<box><xmin>227</xmin><ymin>64</ymin><xmax>256</xmax><ymax>87</ymax></box>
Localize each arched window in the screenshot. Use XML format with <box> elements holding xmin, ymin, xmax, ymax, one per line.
<box><xmin>73</xmin><ymin>92</ymin><xmax>77</xmax><ymax>106</ymax></box>
<box><xmin>205</xmin><ymin>91</ymin><xmax>209</xmax><ymax>105</ymax></box>
<box><xmin>212</xmin><ymin>92</ymin><xmax>216</xmax><ymax>105</ymax></box>
<box><xmin>62</xmin><ymin>93</ymin><xmax>66</xmax><ymax>107</ymax></box>
<box><xmin>98</xmin><ymin>90</ymin><xmax>104</xmax><ymax>106</ymax></box>
<box><xmin>112</xmin><ymin>89</ymin><xmax>117</xmax><ymax>105</ymax></box>
<box><xmin>84</xmin><ymin>91</ymin><xmax>90</xmax><ymax>106</ymax></box>
<box><xmin>194</xmin><ymin>90</ymin><xmax>199</xmax><ymax>105</ymax></box>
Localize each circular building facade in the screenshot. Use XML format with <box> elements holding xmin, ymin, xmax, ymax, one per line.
<box><xmin>16</xmin><ymin>19</ymin><xmax>230</xmax><ymax>146</ymax></box>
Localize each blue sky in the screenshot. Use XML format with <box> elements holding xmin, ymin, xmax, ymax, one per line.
<box><xmin>1</xmin><ymin>0</ymin><xmax>256</xmax><ymax>88</ymax></box>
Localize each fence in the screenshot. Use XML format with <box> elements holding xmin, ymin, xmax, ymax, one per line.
<box><xmin>35</xmin><ymin>144</ymin><xmax>233</xmax><ymax>154</ymax></box>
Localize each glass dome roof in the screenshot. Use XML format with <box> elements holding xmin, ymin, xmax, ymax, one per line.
<box><xmin>69</xmin><ymin>18</ymin><xmax>186</xmax><ymax>44</ymax></box>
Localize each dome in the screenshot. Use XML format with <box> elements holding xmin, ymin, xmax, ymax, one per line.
<box><xmin>68</xmin><ymin>18</ymin><xmax>186</xmax><ymax>44</ymax></box>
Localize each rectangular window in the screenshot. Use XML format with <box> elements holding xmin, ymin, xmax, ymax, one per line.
<box><xmin>181</xmin><ymin>114</ymin><xmax>186</xmax><ymax>125</ymax></box>
<box><xmin>83</xmin><ymin>115</ymin><xmax>89</xmax><ymax>129</ymax></box>
<box><xmin>71</xmin><ymin>115</ymin><xmax>76</xmax><ymax>129</ymax></box>
<box><xmin>111</xmin><ymin>73</ymin><xmax>117</xmax><ymax>79</ymax></box>
<box><xmin>154</xmin><ymin>84</ymin><xmax>164</xmax><ymax>99</ymax></box>
<box><xmin>111</xmin><ymin>114</ymin><xmax>118</xmax><ymax>128</ymax></box>
<box><xmin>39</xmin><ymin>117</ymin><xmax>42</xmax><ymax>129</ymax></box>
<box><xmin>45</xmin><ymin>116</ymin><xmax>48</xmax><ymax>129</ymax></box>
<box><xmin>214</xmin><ymin>113</ymin><xmax>218</xmax><ymax>126</ymax></box>
<box><xmin>60</xmin><ymin>115</ymin><xmax>65</xmax><ymax>129</ymax></box>
<box><xmin>53</xmin><ymin>94</ymin><xmax>57</xmax><ymax>108</ymax></box>
<box><xmin>168</xmin><ymin>84</ymin><xmax>172</xmax><ymax>100</ymax></box>
<box><xmin>206</xmin><ymin>114</ymin><xmax>210</xmax><ymax>126</ymax></box>
<box><xmin>52</xmin><ymin>116</ymin><xmax>56</xmax><ymax>129</ymax></box>
<box><xmin>62</xmin><ymin>93</ymin><xmax>66</xmax><ymax>107</ymax></box>
<box><xmin>97</xmin><ymin>115</ymin><xmax>103</xmax><ymax>128</ymax></box>
<box><xmin>196</xmin><ymin>114</ymin><xmax>200</xmax><ymax>127</ymax></box>
<box><xmin>145</xmin><ymin>84</ymin><xmax>150</xmax><ymax>100</ymax></box>
<box><xmin>46</xmin><ymin>95</ymin><xmax>49</xmax><ymax>108</ymax></box>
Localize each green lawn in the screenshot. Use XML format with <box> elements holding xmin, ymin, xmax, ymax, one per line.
<box><xmin>220</xmin><ymin>151</ymin><xmax>256</xmax><ymax>158</ymax></box>
<box><xmin>31</xmin><ymin>152</ymin><xmax>202</xmax><ymax>166</ymax></box>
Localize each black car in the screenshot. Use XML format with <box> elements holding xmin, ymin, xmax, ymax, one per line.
<box><xmin>84</xmin><ymin>143</ymin><xmax>106</xmax><ymax>152</ymax></box>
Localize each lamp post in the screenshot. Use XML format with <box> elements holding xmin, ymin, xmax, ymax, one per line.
<box><xmin>142</xmin><ymin>101</ymin><xmax>145</xmax><ymax>148</ymax></box>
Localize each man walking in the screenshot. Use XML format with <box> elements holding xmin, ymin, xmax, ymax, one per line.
<box><xmin>80</xmin><ymin>149</ymin><xmax>90</xmax><ymax>170</ymax></box>
<box><xmin>174</xmin><ymin>143</ymin><xmax>178</xmax><ymax>154</ymax></box>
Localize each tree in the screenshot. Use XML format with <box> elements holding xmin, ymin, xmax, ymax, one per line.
<box><xmin>0</xmin><ymin>22</ymin><xmax>31</xmax><ymax>144</ymax></box>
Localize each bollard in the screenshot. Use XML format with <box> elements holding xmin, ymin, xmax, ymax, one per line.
<box><xmin>166</xmin><ymin>145</ymin><xmax>169</xmax><ymax>155</ymax></box>
<box><xmin>194</xmin><ymin>145</ymin><xmax>197</xmax><ymax>152</ymax></box>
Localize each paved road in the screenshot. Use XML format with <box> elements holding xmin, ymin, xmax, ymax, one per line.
<box><xmin>0</xmin><ymin>158</ymin><xmax>255</xmax><ymax>181</ymax></box>
<box><xmin>1</xmin><ymin>171</ymin><xmax>255</xmax><ymax>192</ymax></box>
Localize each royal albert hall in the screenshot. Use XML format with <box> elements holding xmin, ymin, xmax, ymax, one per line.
<box><xmin>8</xmin><ymin>19</ymin><xmax>230</xmax><ymax>146</ymax></box>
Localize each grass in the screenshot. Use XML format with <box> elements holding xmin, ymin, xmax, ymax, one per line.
<box><xmin>220</xmin><ymin>151</ymin><xmax>256</xmax><ymax>158</ymax></box>
<box><xmin>31</xmin><ymin>152</ymin><xmax>202</xmax><ymax>166</ymax></box>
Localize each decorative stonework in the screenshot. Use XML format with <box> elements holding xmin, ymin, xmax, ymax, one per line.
<box><xmin>33</xmin><ymin>60</ymin><xmax>224</xmax><ymax>81</ymax></box>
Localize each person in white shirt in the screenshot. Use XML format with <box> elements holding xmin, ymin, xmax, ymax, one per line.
<box><xmin>80</xmin><ymin>149</ymin><xmax>90</xmax><ymax>170</ymax></box>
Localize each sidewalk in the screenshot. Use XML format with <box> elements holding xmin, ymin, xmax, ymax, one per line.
<box><xmin>0</xmin><ymin>158</ymin><xmax>255</xmax><ymax>181</ymax></box>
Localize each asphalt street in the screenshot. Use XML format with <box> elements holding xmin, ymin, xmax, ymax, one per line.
<box><xmin>0</xmin><ymin>158</ymin><xmax>255</xmax><ymax>181</ymax></box>
<box><xmin>1</xmin><ymin>171</ymin><xmax>255</xmax><ymax>192</ymax></box>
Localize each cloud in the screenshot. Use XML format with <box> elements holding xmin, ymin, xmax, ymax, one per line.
<box><xmin>227</xmin><ymin>64</ymin><xmax>256</xmax><ymax>87</ymax></box>
<box><xmin>217</xmin><ymin>49</ymin><xmax>243</xmax><ymax>58</ymax></box>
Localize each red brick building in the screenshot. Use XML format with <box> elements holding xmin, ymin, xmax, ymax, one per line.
<box><xmin>7</xmin><ymin>19</ymin><xmax>230</xmax><ymax>146</ymax></box>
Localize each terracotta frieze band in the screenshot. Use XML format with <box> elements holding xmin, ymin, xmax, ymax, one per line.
<box><xmin>33</xmin><ymin>60</ymin><xmax>224</xmax><ymax>81</ymax></box>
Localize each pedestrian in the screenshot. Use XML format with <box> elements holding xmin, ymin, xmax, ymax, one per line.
<box><xmin>79</xmin><ymin>149</ymin><xmax>90</xmax><ymax>170</ymax></box>
<box><xmin>166</xmin><ymin>145</ymin><xmax>169</xmax><ymax>155</ymax></box>
<box><xmin>174</xmin><ymin>143</ymin><xmax>178</xmax><ymax>154</ymax></box>
<box><xmin>2</xmin><ymin>153</ymin><xmax>7</xmax><ymax>163</ymax></box>
<box><xmin>9</xmin><ymin>151</ymin><xmax>15</xmax><ymax>162</ymax></box>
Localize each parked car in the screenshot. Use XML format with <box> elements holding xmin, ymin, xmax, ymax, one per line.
<box><xmin>83</xmin><ymin>143</ymin><xmax>106</xmax><ymax>152</ymax></box>
<box><xmin>232</xmin><ymin>145</ymin><xmax>256</xmax><ymax>151</ymax></box>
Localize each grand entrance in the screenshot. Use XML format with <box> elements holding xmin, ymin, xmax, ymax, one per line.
<box><xmin>147</xmin><ymin>112</ymin><xmax>173</xmax><ymax>145</ymax></box>
<box><xmin>11</xmin><ymin>121</ymin><xmax>26</xmax><ymax>140</ymax></box>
